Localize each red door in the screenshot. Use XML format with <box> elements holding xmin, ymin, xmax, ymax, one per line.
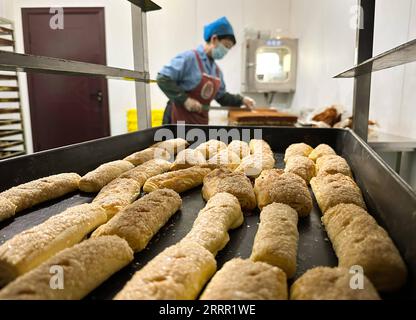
<box><xmin>22</xmin><ymin>7</ymin><xmax>110</xmax><ymax>152</ymax></box>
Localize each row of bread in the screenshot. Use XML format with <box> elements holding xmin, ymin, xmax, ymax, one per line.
<box><xmin>0</xmin><ymin>138</ymin><xmax>270</xmax><ymax>298</ymax></box>
<box><xmin>0</xmin><ymin>138</ymin><xmax>273</xmax><ymax>223</ymax></box>
<box><xmin>284</xmin><ymin>142</ymin><xmax>407</xmax><ymax>294</ymax></box>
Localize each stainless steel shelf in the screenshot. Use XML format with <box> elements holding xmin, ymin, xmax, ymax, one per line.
<box><xmin>0</xmin><ymin>108</ymin><xmax>20</xmax><ymax>114</ymax></box>
<box><xmin>0</xmin><ymin>150</ymin><xmax>25</xmax><ymax>160</ymax></box>
<box><xmin>0</xmin><ymin>38</ymin><xmax>14</xmax><ymax>47</ymax></box>
<box><xmin>0</xmin><ymin>27</ymin><xmax>13</xmax><ymax>36</ymax></box>
<box><xmin>335</xmin><ymin>38</ymin><xmax>416</xmax><ymax>78</ymax></box>
<box><xmin>0</xmin><ymin>86</ymin><xmax>18</xmax><ymax>92</ymax></box>
<box><xmin>128</xmin><ymin>0</ymin><xmax>161</xmax><ymax>12</ymax></box>
<box><xmin>0</xmin><ymin>74</ymin><xmax>17</xmax><ymax>81</ymax></box>
<box><xmin>0</xmin><ymin>140</ymin><xmax>24</xmax><ymax>149</ymax></box>
<box><xmin>0</xmin><ymin>51</ymin><xmax>151</xmax><ymax>83</ymax></box>
<box><xmin>0</xmin><ymin>129</ymin><xmax>23</xmax><ymax>138</ymax></box>
<box><xmin>0</xmin><ymin>97</ymin><xmax>19</xmax><ymax>103</ymax></box>
<box><xmin>0</xmin><ymin>119</ymin><xmax>21</xmax><ymax>126</ymax></box>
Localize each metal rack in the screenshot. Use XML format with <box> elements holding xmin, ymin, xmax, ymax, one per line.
<box><xmin>0</xmin><ymin>0</ymin><xmax>161</xmax><ymax>159</ymax></box>
<box><xmin>335</xmin><ymin>0</ymin><xmax>416</xmax><ymax>142</ymax></box>
<box><xmin>0</xmin><ymin>17</ymin><xmax>26</xmax><ymax>160</ymax></box>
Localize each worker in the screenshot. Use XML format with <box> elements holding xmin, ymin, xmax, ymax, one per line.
<box><xmin>157</xmin><ymin>16</ymin><xmax>255</xmax><ymax>125</ymax></box>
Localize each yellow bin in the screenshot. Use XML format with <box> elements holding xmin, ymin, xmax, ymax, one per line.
<box><xmin>127</xmin><ymin>108</ymin><xmax>164</xmax><ymax>132</ymax></box>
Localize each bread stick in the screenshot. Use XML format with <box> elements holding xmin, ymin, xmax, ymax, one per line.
<box><xmin>227</xmin><ymin>140</ymin><xmax>250</xmax><ymax>159</ymax></box>
<box><xmin>284</xmin><ymin>143</ymin><xmax>313</xmax><ymax>163</ymax></box>
<box><xmin>114</xmin><ymin>242</ymin><xmax>216</xmax><ymax>300</ymax></box>
<box><xmin>322</xmin><ymin>204</ymin><xmax>407</xmax><ymax>292</ymax></box>
<box><xmin>79</xmin><ymin>160</ymin><xmax>134</xmax><ymax>193</ymax></box>
<box><xmin>0</xmin><ymin>236</ymin><xmax>133</xmax><ymax>300</ymax></box>
<box><xmin>152</xmin><ymin>138</ymin><xmax>189</xmax><ymax>155</ymax></box>
<box><xmin>143</xmin><ymin>166</ymin><xmax>211</xmax><ymax>193</ymax></box>
<box><xmin>308</xmin><ymin>144</ymin><xmax>336</xmax><ymax>162</ymax></box>
<box><xmin>290</xmin><ymin>267</ymin><xmax>380</xmax><ymax>300</ymax></box>
<box><xmin>92</xmin><ymin>189</ymin><xmax>182</xmax><ymax>252</ymax></box>
<box><xmin>200</xmin><ymin>258</ymin><xmax>287</xmax><ymax>300</ymax></box>
<box><xmin>235</xmin><ymin>153</ymin><xmax>275</xmax><ymax>178</ymax></box>
<box><xmin>315</xmin><ymin>155</ymin><xmax>352</xmax><ymax>178</ymax></box>
<box><xmin>0</xmin><ymin>173</ymin><xmax>80</xmax><ymax>221</ymax></box>
<box><xmin>207</xmin><ymin>149</ymin><xmax>241</xmax><ymax>170</ymax></box>
<box><xmin>195</xmin><ymin>140</ymin><xmax>227</xmax><ymax>159</ymax></box>
<box><xmin>123</xmin><ymin>147</ymin><xmax>170</xmax><ymax>166</ymax></box>
<box><xmin>251</xmin><ymin>203</ymin><xmax>298</xmax><ymax>278</ymax></box>
<box><xmin>181</xmin><ymin>192</ymin><xmax>243</xmax><ymax>255</ymax></box>
<box><xmin>0</xmin><ymin>203</ymin><xmax>107</xmax><ymax>286</ymax></box>
<box><xmin>202</xmin><ymin>168</ymin><xmax>256</xmax><ymax>211</ymax></box>
<box><xmin>310</xmin><ymin>173</ymin><xmax>366</xmax><ymax>214</ymax></box>
<box><xmin>170</xmin><ymin>149</ymin><xmax>207</xmax><ymax>171</ymax></box>
<box><xmin>93</xmin><ymin>159</ymin><xmax>171</xmax><ymax>218</ymax></box>
<box><xmin>284</xmin><ymin>155</ymin><xmax>316</xmax><ymax>183</ymax></box>
<box><xmin>254</xmin><ymin>169</ymin><xmax>312</xmax><ymax>216</ymax></box>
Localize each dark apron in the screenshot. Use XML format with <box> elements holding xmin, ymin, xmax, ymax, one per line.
<box><xmin>171</xmin><ymin>50</ymin><xmax>221</xmax><ymax>125</ymax></box>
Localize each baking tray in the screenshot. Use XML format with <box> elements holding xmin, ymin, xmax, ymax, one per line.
<box><xmin>0</xmin><ymin>125</ymin><xmax>415</xmax><ymax>299</ymax></box>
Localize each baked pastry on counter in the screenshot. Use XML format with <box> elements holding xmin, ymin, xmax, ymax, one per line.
<box><xmin>322</xmin><ymin>204</ymin><xmax>407</xmax><ymax>292</ymax></box>
<box><xmin>195</xmin><ymin>139</ymin><xmax>227</xmax><ymax>159</ymax></box>
<box><xmin>284</xmin><ymin>155</ymin><xmax>316</xmax><ymax>183</ymax></box>
<box><xmin>123</xmin><ymin>147</ymin><xmax>171</xmax><ymax>166</ymax></box>
<box><xmin>0</xmin><ymin>173</ymin><xmax>81</xmax><ymax>222</ymax></box>
<box><xmin>251</xmin><ymin>203</ymin><xmax>299</xmax><ymax>278</ymax></box>
<box><xmin>235</xmin><ymin>153</ymin><xmax>275</xmax><ymax>178</ymax></box>
<box><xmin>200</xmin><ymin>258</ymin><xmax>288</xmax><ymax>300</ymax></box>
<box><xmin>284</xmin><ymin>143</ymin><xmax>313</xmax><ymax>163</ymax></box>
<box><xmin>114</xmin><ymin>242</ymin><xmax>216</xmax><ymax>300</ymax></box>
<box><xmin>93</xmin><ymin>159</ymin><xmax>171</xmax><ymax>218</ymax></box>
<box><xmin>207</xmin><ymin>149</ymin><xmax>241</xmax><ymax>170</ymax></box>
<box><xmin>0</xmin><ymin>236</ymin><xmax>133</xmax><ymax>300</ymax></box>
<box><xmin>227</xmin><ymin>140</ymin><xmax>250</xmax><ymax>159</ymax></box>
<box><xmin>181</xmin><ymin>192</ymin><xmax>243</xmax><ymax>255</ymax></box>
<box><xmin>315</xmin><ymin>154</ymin><xmax>352</xmax><ymax>178</ymax></box>
<box><xmin>254</xmin><ymin>169</ymin><xmax>312</xmax><ymax>217</ymax></box>
<box><xmin>79</xmin><ymin>160</ymin><xmax>134</xmax><ymax>193</ymax></box>
<box><xmin>152</xmin><ymin>138</ymin><xmax>189</xmax><ymax>155</ymax></box>
<box><xmin>0</xmin><ymin>203</ymin><xmax>107</xmax><ymax>287</ymax></box>
<box><xmin>170</xmin><ymin>149</ymin><xmax>207</xmax><ymax>171</ymax></box>
<box><xmin>310</xmin><ymin>173</ymin><xmax>366</xmax><ymax>214</ymax></box>
<box><xmin>290</xmin><ymin>267</ymin><xmax>380</xmax><ymax>300</ymax></box>
<box><xmin>308</xmin><ymin>143</ymin><xmax>336</xmax><ymax>162</ymax></box>
<box><xmin>92</xmin><ymin>189</ymin><xmax>182</xmax><ymax>252</ymax></box>
<box><xmin>143</xmin><ymin>166</ymin><xmax>211</xmax><ymax>193</ymax></box>
<box><xmin>202</xmin><ymin>168</ymin><xmax>256</xmax><ymax>211</ymax></box>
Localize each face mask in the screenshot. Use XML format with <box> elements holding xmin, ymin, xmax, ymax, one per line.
<box><xmin>212</xmin><ymin>43</ymin><xmax>229</xmax><ymax>60</ymax></box>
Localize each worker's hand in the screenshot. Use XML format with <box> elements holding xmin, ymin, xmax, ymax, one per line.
<box><xmin>242</xmin><ymin>96</ymin><xmax>256</xmax><ymax>110</ymax></box>
<box><xmin>184</xmin><ymin>97</ymin><xmax>202</xmax><ymax>113</ymax></box>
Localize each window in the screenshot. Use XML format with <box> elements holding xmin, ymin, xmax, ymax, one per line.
<box><xmin>255</xmin><ymin>47</ymin><xmax>291</xmax><ymax>83</ymax></box>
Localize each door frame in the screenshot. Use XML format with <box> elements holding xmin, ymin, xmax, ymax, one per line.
<box><xmin>21</xmin><ymin>7</ymin><xmax>110</xmax><ymax>151</ymax></box>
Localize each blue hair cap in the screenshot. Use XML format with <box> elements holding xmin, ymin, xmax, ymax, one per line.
<box><xmin>203</xmin><ymin>16</ymin><xmax>235</xmax><ymax>43</ymax></box>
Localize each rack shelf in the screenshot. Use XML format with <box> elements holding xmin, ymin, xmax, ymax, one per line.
<box><xmin>0</xmin><ymin>150</ymin><xmax>25</xmax><ymax>159</ymax></box>
<box><xmin>0</xmin><ymin>86</ymin><xmax>18</xmax><ymax>91</ymax></box>
<box><xmin>0</xmin><ymin>27</ymin><xmax>12</xmax><ymax>36</ymax></box>
<box><xmin>0</xmin><ymin>119</ymin><xmax>21</xmax><ymax>126</ymax></box>
<box><xmin>0</xmin><ymin>74</ymin><xmax>17</xmax><ymax>80</ymax></box>
<box><xmin>0</xmin><ymin>129</ymin><xmax>23</xmax><ymax>138</ymax></box>
<box><xmin>0</xmin><ymin>140</ymin><xmax>24</xmax><ymax>148</ymax></box>
<box><xmin>0</xmin><ymin>108</ymin><xmax>21</xmax><ymax>114</ymax></box>
<box><xmin>0</xmin><ymin>97</ymin><xmax>19</xmax><ymax>103</ymax></box>
<box><xmin>128</xmin><ymin>0</ymin><xmax>161</xmax><ymax>12</ymax></box>
<box><xmin>0</xmin><ymin>38</ymin><xmax>14</xmax><ymax>47</ymax></box>
<box><xmin>335</xmin><ymin>38</ymin><xmax>416</xmax><ymax>78</ymax></box>
<box><xmin>0</xmin><ymin>51</ymin><xmax>151</xmax><ymax>83</ymax></box>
